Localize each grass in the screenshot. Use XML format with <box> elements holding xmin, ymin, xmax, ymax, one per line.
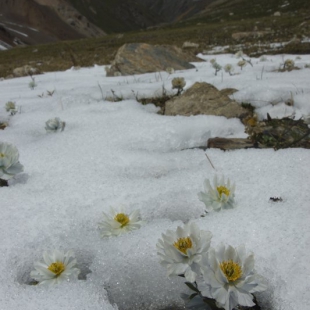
<box><xmin>0</xmin><ymin>1</ymin><xmax>309</xmax><ymax>78</ymax></box>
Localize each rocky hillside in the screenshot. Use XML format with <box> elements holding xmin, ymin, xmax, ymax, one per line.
<box><xmin>0</xmin><ymin>0</ymin><xmax>215</xmax><ymax>48</ymax></box>
<box><xmin>0</xmin><ymin>0</ymin><xmax>105</xmax><ymax>48</ymax></box>
<box><xmin>1</xmin><ymin>0</ymin><xmax>309</xmax><ymax>49</ymax></box>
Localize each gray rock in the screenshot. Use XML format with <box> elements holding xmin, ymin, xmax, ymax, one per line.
<box><xmin>164</xmin><ymin>82</ymin><xmax>249</xmax><ymax>119</ymax></box>
<box><xmin>106</xmin><ymin>43</ymin><xmax>198</xmax><ymax>76</ymax></box>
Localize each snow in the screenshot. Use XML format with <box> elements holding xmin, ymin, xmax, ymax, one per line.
<box><xmin>0</xmin><ymin>52</ymin><xmax>310</xmax><ymax>310</ymax></box>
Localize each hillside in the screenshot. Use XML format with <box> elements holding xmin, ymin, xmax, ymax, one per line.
<box><xmin>0</xmin><ymin>0</ymin><xmax>310</xmax><ymax>78</ymax></box>
<box><xmin>0</xmin><ymin>0</ymin><xmax>106</xmax><ymax>48</ymax></box>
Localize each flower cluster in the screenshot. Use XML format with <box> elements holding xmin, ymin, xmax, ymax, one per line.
<box><xmin>157</xmin><ymin>223</ymin><xmax>267</xmax><ymax>310</ymax></box>
<box><xmin>198</xmin><ymin>175</ymin><xmax>236</xmax><ymax>212</ymax></box>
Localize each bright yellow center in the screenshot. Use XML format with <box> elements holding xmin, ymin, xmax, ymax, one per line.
<box><xmin>114</xmin><ymin>213</ymin><xmax>130</xmax><ymax>227</ymax></box>
<box><xmin>48</xmin><ymin>262</ymin><xmax>65</xmax><ymax>276</ymax></box>
<box><xmin>0</xmin><ymin>153</ymin><xmax>5</xmax><ymax>158</ymax></box>
<box><xmin>217</xmin><ymin>186</ymin><xmax>230</xmax><ymax>197</ymax></box>
<box><xmin>174</xmin><ymin>237</ymin><xmax>193</xmax><ymax>255</ymax></box>
<box><xmin>220</xmin><ymin>260</ymin><xmax>242</xmax><ymax>282</ymax></box>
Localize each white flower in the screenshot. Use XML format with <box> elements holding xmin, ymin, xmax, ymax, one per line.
<box><xmin>172</xmin><ymin>77</ymin><xmax>186</xmax><ymax>90</ymax></box>
<box><xmin>198</xmin><ymin>175</ymin><xmax>236</xmax><ymax>212</ymax></box>
<box><xmin>30</xmin><ymin>250</ymin><xmax>80</xmax><ymax>285</ymax></box>
<box><xmin>99</xmin><ymin>206</ymin><xmax>143</xmax><ymax>237</ymax></box>
<box><xmin>224</xmin><ymin>64</ymin><xmax>234</xmax><ymax>75</ymax></box>
<box><xmin>166</xmin><ymin>67</ymin><xmax>175</xmax><ymax>74</ymax></box>
<box><xmin>198</xmin><ymin>244</ymin><xmax>267</xmax><ymax>310</ymax></box>
<box><xmin>157</xmin><ymin>222</ymin><xmax>212</xmax><ymax>283</ymax></box>
<box><xmin>0</xmin><ymin>142</ymin><xmax>24</xmax><ymax>180</ymax></box>
<box><xmin>235</xmin><ymin>50</ymin><xmax>244</xmax><ymax>58</ymax></box>
<box><xmin>237</xmin><ymin>60</ymin><xmax>247</xmax><ymax>69</ymax></box>
<box><xmin>45</xmin><ymin>117</ymin><xmax>66</xmax><ymax>132</ymax></box>
<box><xmin>283</xmin><ymin>59</ymin><xmax>295</xmax><ymax>70</ymax></box>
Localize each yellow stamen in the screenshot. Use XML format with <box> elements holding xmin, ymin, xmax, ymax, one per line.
<box><xmin>114</xmin><ymin>213</ymin><xmax>130</xmax><ymax>227</ymax></box>
<box><xmin>48</xmin><ymin>262</ymin><xmax>65</xmax><ymax>277</ymax></box>
<box><xmin>217</xmin><ymin>186</ymin><xmax>230</xmax><ymax>197</ymax></box>
<box><xmin>0</xmin><ymin>153</ymin><xmax>5</xmax><ymax>158</ymax></box>
<box><xmin>220</xmin><ymin>260</ymin><xmax>242</xmax><ymax>282</ymax></box>
<box><xmin>174</xmin><ymin>237</ymin><xmax>193</xmax><ymax>255</ymax></box>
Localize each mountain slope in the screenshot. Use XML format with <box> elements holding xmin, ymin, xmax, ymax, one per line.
<box><xmin>0</xmin><ymin>0</ymin><xmax>105</xmax><ymax>48</ymax></box>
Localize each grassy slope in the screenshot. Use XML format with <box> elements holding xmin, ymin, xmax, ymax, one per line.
<box><xmin>67</xmin><ymin>0</ymin><xmax>160</xmax><ymax>33</ymax></box>
<box><xmin>0</xmin><ymin>0</ymin><xmax>309</xmax><ymax>78</ymax></box>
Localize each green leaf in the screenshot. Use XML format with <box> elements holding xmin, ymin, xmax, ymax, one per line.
<box><xmin>189</xmin><ymin>293</ymin><xmax>198</xmax><ymax>300</ymax></box>
<box><xmin>185</xmin><ymin>282</ymin><xmax>200</xmax><ymax>293</ymax></box>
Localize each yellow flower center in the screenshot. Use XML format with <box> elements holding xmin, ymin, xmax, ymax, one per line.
<box><xmin>48</xmin><ymin>262</ymin><xmax>65</xmax><ymax>276</ymax></box>
<box><xmin>174</xmin><ymin>237</ymin><xmax>193</xmax><ymax>255</ymax></box>
<box><xmin>114</xmin><ymin>213</ymin><xmax>130</xmax><ymax>227</ymax></box>
<box><xmin>217</xmin><ymin>186</ymin><xmax>230</xmax><ymax>197</ymax></box>
<box><xmin>220</xmin><ymin>260</ymin><xmax>242</xmax><ymax>282</ymax></box>
<box><xmin>0</xmin><ymin>153</ymin><xmax>5</xmax><ymax>158</ymax></box>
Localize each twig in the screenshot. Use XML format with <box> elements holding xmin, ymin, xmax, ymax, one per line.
<box><xmin>205</xmin><ymin>152</ymin><xmax>216</xmax><ymax>170</ymax></box>
<box><xmin>97</xmin><ymin>82</ymin><xmax>104</xmax><ymax>101</ymax></box>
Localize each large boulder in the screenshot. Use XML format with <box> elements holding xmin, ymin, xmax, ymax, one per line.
<box><xmin>106</xmin><ymin>43</ymin><xmax>198</xmax><ymax>76</ymax></box>
<box><xmin>165</xmin><ymin>82</ymin><xmax>249</xmax><ymax>119</ymax></box>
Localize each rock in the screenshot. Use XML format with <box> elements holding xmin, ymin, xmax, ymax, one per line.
<box><xmin>182</xmin><ymin>41</ymin><xmax>199</xmax><ymax>48</ymax></box>
<box><xmin>274</xmin><ymin>11</ymin><xmax>281</xmax><ymax>17</ymax></box>
<box><xmin>232</xmin><ymin>31</ymin><xmax>272</xmax><ymax>41</ymax></box>
<box><xmin>12</xmin><ymin>65</ymin><xmax>38</xmax><ymax>77</ymax></box>
<box><xmin>106</xmin><ymin>43</ymin><xmax>198</xmax><ymax>76</ymax></box>
<box><xmin>164</xmin><ymin>82</ymin><xmax>249</xmax><ymax>119</ymax></box>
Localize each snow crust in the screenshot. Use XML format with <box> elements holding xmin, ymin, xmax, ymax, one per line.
<box><xmin>0</xmin><ymin>53</ymin><xmax>310</xmax><ymax>310</ymax></box>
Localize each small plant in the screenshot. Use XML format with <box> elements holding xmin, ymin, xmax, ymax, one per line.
<box><xmin>235</xmin><ymin>50</ymin><xmax>244</xmax><ymax>58</ymax></box>
<box><xmin>172</xmin><ymin>77</ymin><xmax>186</xmax><ymax>95</ymax></box>
<box><xmin>5</xmin><ymin>101</ymin><xmax>17</xmax><ymax>115</ymax></box>
<box><xmin>47</xmin><ymin>90</ymin><xmax>55</xmax><ymax>96</ymax></box>
<box><xmin>45</xmin><ymin>117</ymin><xmax>66</xmax><ymax>132</ymax></box>
<box><xmin>283</xmin><ymin>59</ymin><xmax>295</xmax><ymax>71</ymax></box>
<box><xmin>105</xmin><ymin>89</ymin><xmax>124</xmax><ymax>102</ymax></box>
<box><xmin>0</xmin><ymin>121</ymin><xmax>8</xmax><ymax>130</ymax></box>
<box><xmin>209</xmin><ymin>58</ymin><xmax>216</xmax><ymax>65</ymax></box>
<box><xmin>237</xmin><ymin>60</ymin><xmax>247</xmax><ymax>70</ymax></box>
<box><xmin>305</xmin><ymin>64</ymin><xmax>310</xmax><ymax>69</ymax></box>
<box><xmin>223</xmin><ymin>64</ymin><xmax>234</xmax><ymax>75</ymax></box>
<box><xmin>260</xmin><ymin>55</ymin><xmax>268</xmax><ymax>62</ymax></box>
<box><xmin>0</xmin><ymin>142</ymin><xmax>24</xmax><ymax>185</ymax></box>
<box><xmin>166</xmin><ymin>67</ymin><xmax>175</xmax><ymax>75</ymax></box>
<box><xmin>212</xmin><ymin>62</ymin><xmax>222</xmax><ymax>76</ymax></box>
<box><xmin>157</xmin><ymin>224</ymin><xmax>267</xmax><ymax>310</ymax></box>
<box><xmin>28</xmin><ymin>76</ymin><xmax>37</xmax><ymax>90</ymax></box>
